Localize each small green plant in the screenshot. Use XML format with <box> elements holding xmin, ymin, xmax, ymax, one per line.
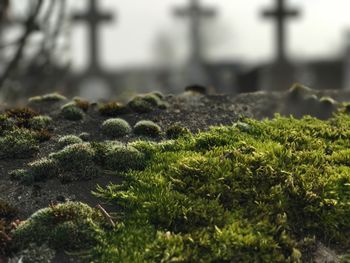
<box><xmin>61</xmin><ymin>103</ymin><xmax>84</xmax><ymax>121</ymax></box>
<box><xmin>12</xmin><ymin>202</ymin><xmax>105</xmax><ymax>251</ymax></box>
<box><xmin>0</xmin><ymin>129</ymin><xmax>38</xmax><ymax>159</ymax></box>
<box><xmin>101</xmin><ymin>118</ymin><xmax>132</xmax><ymax>138</ymax></box>
<box><xmin>166</xmin><ymin>124</ymin><xmax>191</xmax><ymax>139</ymax></box>
<box><xmin>134</xmin><ymin>120</ymin><xmax>162</xmax><ymax>137</ymax></box>
<box><xmin>99</xmin><ymin>102</ymin><xmax>129</xmax><ymax>117</ymax></box>
<box><xmin>28</xmin><ymin>93</ymin><xmax>67</xmax><ymax>103</ymax></box>
<box><xmin>29</xmin><ymin>115</ymin><xmax>52</xmax><ymax>130</ymax></box>
<box><xmin>58</xmin><ymin>135</ymin><xmax>83</xmax><ymax>149</ymax></box>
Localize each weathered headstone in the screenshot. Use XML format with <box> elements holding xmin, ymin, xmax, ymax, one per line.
<box><xmin>71</xmin><ymin>0</ymin><xmax>115</xmax><ymax>99</ymax></box>
<box><xmin>174</xmin><ymin>0</ymin><xmax>217</xmax><ymax>85</ymax></box>
<box><xmin>72</xmin><ymin>0</ymin><xmax>114</xmax><ymax>74</ymax></box>
<box><xmin>260</xmin><ymin>0</ymin><xmax>301</xmax><ymax>91</ymax></box>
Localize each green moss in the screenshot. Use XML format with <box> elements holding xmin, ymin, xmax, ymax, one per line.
<box><xmin>32</xmin><ymin>129</ymin><xmax>52</xmax><ymax>142</ymax></box>
<box><xmin>99</xmin><ymin>102</ymin><xmax>129</xmax><ymax>117</ymax></box>
<box><xmin>29</xmin><ymin>93</ymin><xmax>67</xmax><ymax>103</ymax></box>
<box><xmin>58</xmin><ymin>135</ymin><xmax>83</xmax><ymax>149</ymax></box>
<box><xmin>10</xmin><ymin>158</ymin><xmax>59</xmax><ymax>184</ymax></box>
<box><xmin>60</xmin><ymin>103</ymin><xmax>84</xmax><ymax>121</ymax></box>
<box><xmin>12</xmin><ymin>202</ymin><xmax>105</xmax><ymax>251</ymax></box>
<box><xmin>5</xmin><ymin>107</ymin><xmax>39</xmax><ymax>129</ymax></box>
<box><xmin>134</xmin><ymin>120</ymin><xmax>162</xmax><ymax>137</ymax></box>
<box><xmin>29</xmin><ymin>115</ymin><xmax>52</xmax><ymax>130</ymax></box>
<box><xmin>101</xmin><ymin>118</ymin><xmax>132</xmax><ymax>138</ymax></box>
<box><xmin>0</xmin><ymin>129</ymin><xmax>39</xmax><ymax>159</ymax></box>
<box><xmin>102</xmin><ymin>143</ymin><xmax>146</xmax><ymax>171</ymax></box>
<box><xmin>128</xmin><ymin>93</ymin><xmax>167</xmax><ymax>113</ymax></box>
<box><xmin>166</xmin><ymin>124</ymin><xmax>191</xmax><ymax>139</ymax></box>
<box><xmin>91</xmin><ymin>114</ymin><xmax>350</xmax><ymax>262</ymax></box>
<box><xmin>28</xmin><ymin>158</ymin><xmax>59</xmax><ymax>181</ymax></box>
<box><xmin>128</xmin><ymin>96</ymin><xmax>154</xmax><ymax>113</ymax></box>
<box><xmin>50</xmin><ymin>143</ymin><xmax>95</xmax><ymax>172</ymax></box>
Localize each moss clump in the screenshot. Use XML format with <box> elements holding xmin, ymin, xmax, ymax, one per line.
<box><xmin>29</xmin><ymin>115</ymin><xmax>52</xmax><ymax>130</ymax></box>
<box><xmin>128</xmin><ymin>93</ymin><xmax>167</xmax><ymax>113</ymax></box>
<box><xmin>99</xmin><ymin>102</ymin><xmax>129</xmax><ymax>117</ymax></box>
<box><xmin>128</xmin><ymin>96</ymin><xmax>154</xmax><ymax>113</ymax></box>
<box><xmin>0</xmin><ymin>114</ymin><xmax>14</xmax><ymax>135</ymax></box>
<box><xmin>60</xmin><ymin>103</ymin><xmax>84</xmax><ymax>121</ymax></box>
<box><xmin>28</xmin><ymin>93</ymin><xmax>67</xmax><ymax>103</ymax></box>
<box><xmin>11</xmin><ymin>158</ymin><xmax>59</xmax><ymax>184</ymax></box>
<box><xmin>49</xmin><ymin>143</ymin><xmax>99</xmax><ymax>181</ymax></box>
<box><xmin>12</xmin><ymin>202</ymin><xmax>105</xmax><ymax>251</ymax></box>
<box><xmin>5</xmin><ymin>107</ymin><xmax>39</xmax><ymax>129</ymax></box>
<box><xmin>92</xmin><ymin>114</ymin><xmax>350</xmax><ymax>262</ymax></box>
<box><xmin>0</xmin><ymin>129</ymin><xmax>38</xmax><ymax>159</ymax></box>
<box><xmin>134</xmin><ymin>120</ymin><xmax>162</xmax><ymax>137</ymax></box>
<box><xmin>33</xmin><ymin>129</ymin><xmax>52</xmax><ymax>142</ymax></box>
<box><xmin>166</xmin><ymin>124</ymin><xmax>191</xmax><ymax>139</ymax></box>
<box><xmin>102</xmin><ymin>143</ymin><xmax>146</xmax><ymax>171</ymax></box>
<box><xmin>58</xmin><ymin>135</ymin><xmax>83</xmax><ymax>149</ymax></box>
<box><xmin>101</xmin><ymin>118</ymin><xmax>132</xmax><ymax>138</ymax></box>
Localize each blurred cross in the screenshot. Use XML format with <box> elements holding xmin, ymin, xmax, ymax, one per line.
<box><xmin>174</xmin><ymin>0</ymin><xmax>216</xmax><ymax>83</ymax></box>
<box><xmin>72</xmin><ymin>0</ymin><xmax>114</xmax><ymax>73</ymax></box>
<box><xmin>262</xmin><ymin>0</ymin><xmax>300</xmax><ymax>64</ymax></box>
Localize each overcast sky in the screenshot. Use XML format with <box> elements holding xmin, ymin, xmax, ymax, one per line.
<box><xmin>67</xmin><ymin>0</ymin><xmax>350</xmax><ymax>70</ymax></box>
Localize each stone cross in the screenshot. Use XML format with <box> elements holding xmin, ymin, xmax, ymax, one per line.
<box><xmin>72</xmin><ymin>0</ymin><xmax>114</xmax><ymax>73</ymax></box>
<box><xmin>174</xmin><ymin>0</ymin><xmax>216</xmax><ymax>82</ymax></box>
<box><xmin>262</xmin><ymin>0</ymin><xmax>300</xmax><ymax>64</ymax></box>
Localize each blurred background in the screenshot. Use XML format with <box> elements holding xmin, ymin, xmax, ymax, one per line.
<box><xmin>1</xmin><ymin>0</ymin><xmax>350</xmax><ymax>102</ymax></box>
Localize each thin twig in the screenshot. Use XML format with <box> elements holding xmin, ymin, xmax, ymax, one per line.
<box><xmin>96</xmin><ymin>204</ymin><xmax>116</xmax><ymax>228</ymax></box>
